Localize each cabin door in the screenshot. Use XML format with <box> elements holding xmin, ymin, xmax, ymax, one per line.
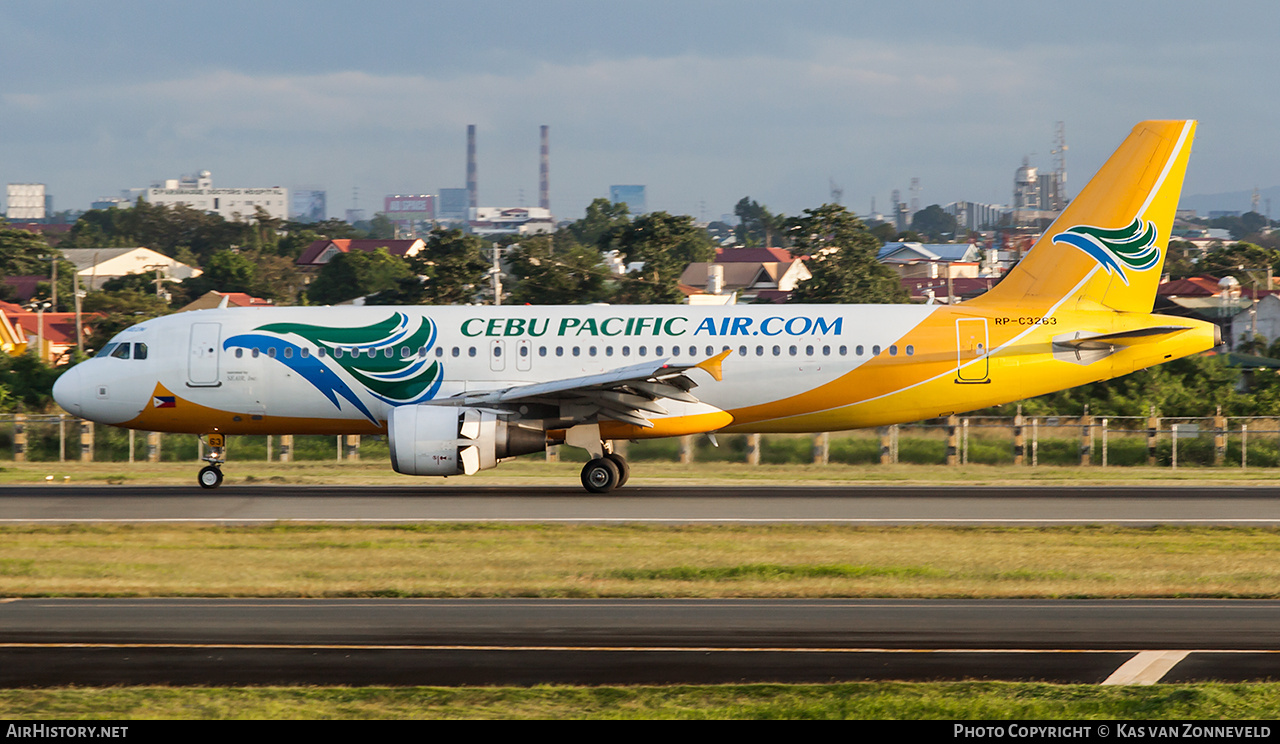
<box><xmin>955</xmin><ymin>318</ymin><xmax>990</xmax><ymax>383</ymax></box>
<box><xmin>188</xmin><ymin>322</ymin><xmax>222</xmax><ymax>387</ymax></box>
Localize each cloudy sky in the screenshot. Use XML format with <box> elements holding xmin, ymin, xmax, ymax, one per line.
<box><xmin>1</xmin><ymin>0</ymin><xmax>1277</xmax><ymax>221</ymax></box>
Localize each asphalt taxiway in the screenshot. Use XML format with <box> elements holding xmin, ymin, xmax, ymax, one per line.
<box><xmin>3</xmin><ymin>484</ymin><xmax>1280</xmax><ymax>524</ymax></box>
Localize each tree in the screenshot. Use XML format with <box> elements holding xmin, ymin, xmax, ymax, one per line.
<box><xmin>733</xmin><ymin>197</ymin><xmax>785</xmax><ymax>247</ymax></box>
<box><xmin>566</xmin><ymin>198</ymin><xmax>630</xmax><ymax>249</ymax></box>
<box><xmin>612</xmin><ymin>212</ymin><xmax>715</xmax><ymax>304</ymax></box>
<box><xmin>81</xmin><ymin>290</ymin><xmax>173</xmax><ymax>355</ymax></box>
<box><xmin>1164</xmin><ymin>240</ymin><xmax>1198</xmax><ymax>280</ymax></box>
<box><xmin>785</xmin><ymin>204</ymin><xmax>908</xmax><ymax>304</ymax></box>
<box><xmin>368</xmin><ymin>228</ymin><xmax>491</xmax><ymax>305</ymax></box>
<box><xmin>909</xmin><ymin>204</ymin><xmax>958</xmax><ymax>242</ymax></box>
<box><xmin>1199</xmin><ymin>242</ymin><xmax>1280</xmax><ymax>283</ymax></box>
<box><xmin>307</xmin><ymin>248</ymin><xmax>413</xmax><ymax>305</ymax></box>
<box><xmin>506</xmin><ymin>233</ymin><xmax>614</xmax><ymax>305</ymax></box>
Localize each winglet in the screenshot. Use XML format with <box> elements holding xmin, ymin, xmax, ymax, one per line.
<box><xmin>694</xmin><ymin>348</ymin><xmax>732</xmax><ymax>382</ymax></box>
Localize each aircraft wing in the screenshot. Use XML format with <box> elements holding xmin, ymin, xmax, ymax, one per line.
<box><xmin>422</xmin><ymin>349</ymin><xmax>732</xmax><ymax>428</ymax></box>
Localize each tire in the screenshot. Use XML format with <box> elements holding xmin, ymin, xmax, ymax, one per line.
<box><xmin>580</xmin><ymin>457</ymin><xmax>620</xmax><ymax>494</ymax></box>
<box><xmin>198</xmin><ymin>465</ymin><xmax>224</xmax><ymax>489</ymax></box>
<box><xmin>605</xmin><ymin>453</ymin><xmax>630</xmax><ymax>488</ymax></box>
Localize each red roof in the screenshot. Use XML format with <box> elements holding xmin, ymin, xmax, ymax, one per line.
<box><xmin>714</xmin><ymin>247</ymin><xmax>797</xmax><ymax>263</ymax></box>
<box><xmin>1158</xmin><ymin>277</ymin><xmax>1221</xmax><ymax>297</ymax></box>
<box><xmin>297</xmin><ymin>239</ymin><xmax>424</xmax><ymax>266</ymax></box>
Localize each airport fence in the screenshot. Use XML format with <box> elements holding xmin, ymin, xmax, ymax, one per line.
<box><xmin>1</xmin><ymin>408</ymin><xmax>1278</xmax><ymax>468</ymax></box>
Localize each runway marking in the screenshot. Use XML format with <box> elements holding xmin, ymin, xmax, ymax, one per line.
<box><xmin>1102</xmin><ymin>651</ymin><xmax>1190</xmax><ymax>685</ymax></box>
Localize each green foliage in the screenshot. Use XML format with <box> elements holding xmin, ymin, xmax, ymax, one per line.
<box><xmin>369</xmin><ymin>228</ymin><xmax>492</xmax><ymax>306</ymax></box>
<box><xmin>80</xmin><ymin>290</ymin><xmax>173</xmax><ymax>354</ymax></box>
<box><xmin>1164</xmin><ymin>240</ymin><xmax>1198</xmax><ymax>280</ymax></box>
<box><xmin>909</xmin><ymin>204</ymin><xmax>958</xmax><ymax>242</ymax></box>
<box><xmin>308</xmin><ymin>248</ymin><xmax>414</xmax><ymax>305</ymax></box>
<box><xmin>1199</xmin><ymin>242</ymin><xmax>1280</xmax><ymax>282</ymax></box>
<box><xmin>734</xmin><ymin>197</ymin><xmax>786</xmax><ymax>247</ymax></box>
<box><xmin>506</xmin><ymin>233</ymin><xmax>614</xmax><ymax>305</ymax></box>
<box><xmin>567</xmin><ymin>199</ymin><xmax>631</xmax><ymax>249</ymax></box>
<box><xmin>0</xmin><ymin>354</ymin><xmax>63</xmax><ymax>412</ymax></box>
<box><xmin>612</xmin><ymin>212</ymin><xmax>715</xmax><ymax>304</ymax></box>
<box><xmin>786</xmin><ymin>204</ymin><xmax>907</xmax><ymax>304</ymax></box>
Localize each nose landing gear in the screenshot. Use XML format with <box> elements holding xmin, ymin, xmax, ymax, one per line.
<box><xmin>198</xmin><ymin>433</ymin><xmax>226</xmax><ymax>489</ymax></box>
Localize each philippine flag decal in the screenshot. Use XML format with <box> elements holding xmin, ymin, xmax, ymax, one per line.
<box><xmin>153</xmin><ymin>396</ymin><xmax>176</xmax><ymax>408</ymax></box>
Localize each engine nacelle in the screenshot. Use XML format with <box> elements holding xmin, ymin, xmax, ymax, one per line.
<box><xmin>388</xmin><ymin>405</ymin><xmax>546</xmax><ymax>476</ymax></box>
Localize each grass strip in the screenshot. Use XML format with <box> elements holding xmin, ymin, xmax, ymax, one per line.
<box><xmin>1</xmin><ymin>682</ymin><xmax>1279</xmax><ymax>719</ymax></box>
<box><xmin>4</xmin><ymin>523</ymin><xmax>1280</xmax><ymax>598</ymax></box>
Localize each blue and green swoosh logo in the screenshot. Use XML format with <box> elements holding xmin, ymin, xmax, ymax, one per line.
<box><xmin>224</xmin><ymin>313</ymin><xmax>442</xmax><ymax>423</ymax></box>
<box><xmin>1051</xmin><ymin>217</ymin><xmax>1160</xmax><ymax>285</ymax></box>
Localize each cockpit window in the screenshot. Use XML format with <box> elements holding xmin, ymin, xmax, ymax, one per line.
<box><xmin>110</xmin><ymin>343</ymin><xmax>131</xmax><ymax>360</ymax></box>
<box><xmin>133</xmin><ymin>343</ymin><xmax>148</xmax><ymax>360</ymax></box>
<box><xmin>98</xmin><ymin>343</ymin><xmax>118</xmax><ymax>357</ymax></box>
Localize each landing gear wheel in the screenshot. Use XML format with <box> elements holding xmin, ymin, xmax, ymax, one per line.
<box><xmin>604</xmin><ymin>453</ymin><xmax>630</xmax><ymax>488</ymax></box>
<box><xmin>581</xmin><ymin>457</ymin><xmax>621</xmax><ymax>494</ymax></box>
<box><xmin>198</xmin><ymin>465</ymin><xmax>223</xmax><ymax>489</ymax></box>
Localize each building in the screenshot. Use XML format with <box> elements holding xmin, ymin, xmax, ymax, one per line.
<box><xmin>467</xmin><ymin>207</ymin><xmax>554</xmax><ymax>237</ymax></box>
<box><xmin>296</xmin><ymin>238</ymin><xmax>427</xmax><ymax>268</ymax></box>
<box><xmin>383</xmin><ymin>194</ymin><xmax>435</xmax><ymax>235</ymax></box>
<box><xmin>125</xmin><ymin>171</ymin><xmax>288</xmax><ymax>221</ymax></box>
<box><xmin>609</xmin><ymin>185</ymin><xmax>646</xmax><ymax>215</ymax></box>
<box><xmin>878</xmin><ymin>242</ymin><xmax>983</xmax><ymax>279</ymax></box>
<box><xmin>678</xmin><ymin>247</ymin><xmax>810</xmax><ymax>304</ymax></box>
<box><xmin>6</xmin><ymin>184</ymin><xmax>46</xmax><ymax>220</ymax></box>
<box><xmin>60</xmin><ymin>247</ymin><xmax>202</xmax><ymax>292</ymax></box>
<box><xmin>945</xmin><ymin>201</ymin><xmax>1006</xmax><ymax>232</ymax></box>
<box><xmin>438</xmin><ymin>188</ymin><xmax>468</xmax><ymax>221</ymax></box>
<box><xmin>178</xmin><ymin>290</ymin><xmax>275</xmax><ymax>312</ymax></box>
<box><xmin>0</xmin><ymin>300</ymin><xmax>96</xmax><ymax>364</ymax></box>
<box><xmin>290</xmin><ymin>190</ymin><xmax>327</xmax><ymax>222</ymax></box>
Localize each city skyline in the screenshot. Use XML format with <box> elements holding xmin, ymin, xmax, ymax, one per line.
<box><xmin>2</xmin><ymin>1</ymin><xmax>1278</xmax><ymax>221</ymax></box>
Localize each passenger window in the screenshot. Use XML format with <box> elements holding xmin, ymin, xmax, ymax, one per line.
<box><xmin>772</xmin><ymin>345</ymin><xmax>781</xmax><ymax>356</ymax></box>
<box><xmin>872</xmin><ymin>345</ymin><xmax>881</xmax><ymax>356</ymax></box>
<box><xmin>520</xmin><ymin>345</ymin><xmax>529</xmax><ymax>357</ymax></box>
<box><xmin>622</xmin><ymin>346</ymin><xmax>631</xmax><ymax>356</ymax></box>
<box><xmin>301</xmin><ymin>348</ymin><xmax>310</xmax><ymax>358</ymax></box>
<box><xmin>656</xmin><ymin>346</ymin><xmax>665</xmax><ymax>356</ymax></box>
<box><xmin>589</xmin><ymin>346</ymin><xmax>597</xmax><ymax>357</ymax></box>
<box><xmin>334</xmin><ymin>348</ymin><xmax>344</xmax><ymax>358</ymax></box>
<box><xmin>889</xmin><ymin>345</ymin><xmax>898</xmax><ymax>356</ymax></box>
<box><xmin>639</xmin><ymin>346</ymin><xmax>648</xmax><ymax>356</ymax></box>
<box><xmin>840</xmin><ymin>345</ymin><xmax>848</xmax><ymax>355</ymax></box>
<box><xmin>317</xmin><ymin>347</ymin><xmax>327</xmax><ymax>358</ymax></box>
<box><xmin>539</xmin><ymin>346</ymin><xmax>547</xmax><ymax>357</ymax></box>
<box><xmin>252</xmin><ymin>348</ymin><xmax>261</xmax><ymax>358</ymax></box>
<box><xmin>855</xmin><ymin>345</ymin><xmax>864</xmax><ymax>356</ymax></box>
<box><xmin>556</xmin><ymin>346</ymin><xmax>564</xmax><ymax>357</ymax></box>
<box><xmin>739</xmin><ymin>345</ymin><xmax>748</xmax><ymax>357</ymax></box>
<box><xmin>572</xmin><ymin>346</ymin><xmax>581</xmax><ymax>357</ymax></box>
<box><xmin>605</xmin><ymin>346</ymin><xmax>613</xmax><ymax>357</ymax></box>
<box><xmin>451</xmin><ymin>347</ymin><xmax>460</xmax><ymax>357</ymax></box>
<box><xmin>436</xmin><ymin>347</ymin><xmax>444</xmax><ymax>358</ymax></box>
<box><xmin>283</xmin><ymin>347</ymin><xmax>293</xmax><ymax>359</ymax></box>
<box><xmin>268</xmin><ymin>347</ymin><xmax>277</xmax><ymax>359</ymax></box>
<box><xmin>671</xmin><ymin>346</ymin><xmax>680</xmax><ymax>357</ymax></box>
<box><xmin>906</xmin><ymin>345</ymin><xmax>915</xmax><ymax>356</ymax></box>
<box><xmin>789</xmin><ymin>345</ymin><xmax>797</xmax><ymax>356</ymax></box>
<box><xmin>468</xmin><ymin>347</ymin><xmax>477</xmax><ymax>357</ymax></box>
<box><xmin>823</xmin><ymin>345</ymin><xmax>830</xmax><ymax>356</ymax></box>
<box><xmin>756</xmin><ymin>346</ymin><xmax>764</xmax><ymax>356</ymax></box>
<box><xmin>235</xmin><ymin>348</ymin><xmax>244</xmax><ymax>359</ymax></box>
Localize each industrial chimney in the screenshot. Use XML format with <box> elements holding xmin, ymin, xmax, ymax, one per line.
<box><xmin>539</xmin><ymin>125</ymin><xmax>550</xmax><ymax>211</ymax></box>
<box><xmin>467</xmin><ymin>125</ymin><xmax>478</xmax><ymax>209</ymax></box>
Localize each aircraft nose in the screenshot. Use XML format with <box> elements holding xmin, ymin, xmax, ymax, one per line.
<box><xmin>52</xmin><ymin>365</ymin><xmax>83</xmax><ymax>416</ymax></box>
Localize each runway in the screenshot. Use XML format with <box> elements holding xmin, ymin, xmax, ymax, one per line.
<box><xmin>4</xmin><ymin>485</ymin><xmax>1279</xmax><ymax>685</ymax></box>
<box><xmin>1</xmin><ymin>598</ymin><xmax>1278</xmax><ymax>686</ymax></box>
<box><xmin>4</xmin><ymin>484</ymin><xmax>1280</xmax><ymax>524</ymax></box>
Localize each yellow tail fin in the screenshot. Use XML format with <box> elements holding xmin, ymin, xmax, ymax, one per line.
<box><xmin>969</xmin><ymin>120</ymin><xmax>1196</xmax><ymax>313</ymax></box>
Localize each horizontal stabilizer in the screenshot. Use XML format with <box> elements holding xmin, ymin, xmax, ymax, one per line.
<box><xmin>1054</xmin><ymin>326</ymin><xmax>1192</xmax><ymax>351</ymax></box>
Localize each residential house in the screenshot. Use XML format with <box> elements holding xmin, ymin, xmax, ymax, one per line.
<box><xmin>678</xmin><ymin>247</ymin><xmax>811</xmax><ymax>304</ymax></box>
<box><xmin>60</xmin><ymin>247</ymin><xmax>202</xmax><ymax>292</ymax></box>
<box><xmin>296</xmin><ymin>239</ymin><xmax>426</xmax><ymax>269</ymax></box>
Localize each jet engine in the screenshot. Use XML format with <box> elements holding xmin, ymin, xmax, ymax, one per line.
<box><xmin>388</xmin><ymin>405</ymin><xmax>546</xmax><ymax>476</ymax></box>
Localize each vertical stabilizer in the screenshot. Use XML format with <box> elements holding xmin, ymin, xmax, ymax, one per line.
<box><xmin>970</xmin><ymin>120</ymin><xmax>1196</xmax><ymax>313</ymax></box>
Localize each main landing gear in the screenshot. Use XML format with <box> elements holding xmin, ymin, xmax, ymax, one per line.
<box><xmin>198</xmin><ymin>433</ymin><xmax>226</xmax><ymax>489</ymax></box>
<box><xmin>580</xmin><ymin>452</ymin><xmax>630</xmax><ymax>494</ymax></box>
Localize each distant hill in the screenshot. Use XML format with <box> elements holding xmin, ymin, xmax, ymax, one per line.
<box><xmin>1180</xmin><ymin>185</ymin><xmax>1280</xmax><ymax>216</ymax></box>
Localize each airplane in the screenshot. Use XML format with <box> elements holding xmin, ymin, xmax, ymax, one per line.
<box><xmin>52</xmin><ymin>120</ymin><xmax>1217</xmax><ymax>492</ymax></box>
